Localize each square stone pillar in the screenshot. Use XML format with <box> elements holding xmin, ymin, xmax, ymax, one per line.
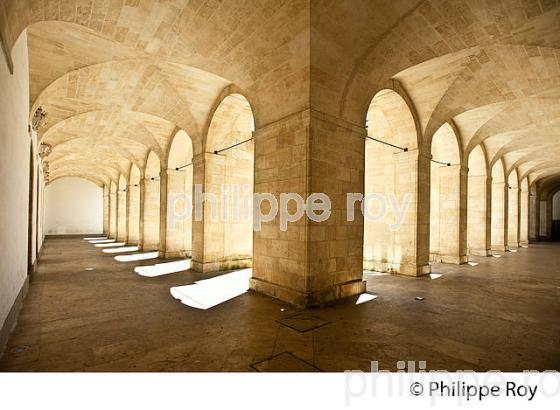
<box><xmin>392</xmin><ymin>149</ymin><xmax>432</xmax><ymax>276</ymax></box>
<box><xmin>508</xmin><ymin>187</ymin><xmax>520</xmax><ymax>248</ymax></box>
<box><xmin>491</xmin><ymin>181</ymin><xmax>508</xmax><ymax>252</ymax></box>
<box><xmin>250</xmin><ymin>110</ymin><xmax>367</xmax><ymax>307</ymax></box>
<box><xmin>127</xmin><ymin>184</ymin><xmax>140</xmax><ymax>245</ymax></box>
<box><xmin>467</xmin><ymin>175</ymin><xmax>491</xmax><ymax>256</ymax></box>
<box><xmin>109</xmin><ymin>190</ymin><xmax>117</xmax><ymax>239</ymax></box>
<box><xmin>191</xmin><ymin>152</ymin><xmax>252</xmax><ymax>272</ymax></box>
<box><xmin>519</xmin><ymin>188</ymin><xmax>529</xmax><ymax>247</ymax></box>
<box><xmin>116</xmin><ymin>188</ymin><xmax>127</xmax><ymax>243</ymax></box>
<box><xmin>142</xmin><ymin>177</ymin><xmax>160</xmax><ymax>251</ymax></box>
<box><xmin>162</xmin><ymin>169</ymin><xmax>192</xmax><ymax>258</ymax></box>
<box><xmin>433</xmin><ymin>164</ymin><xmax>468</xmax><ymax>264</ymax></box>
<box><xmin>103</xmin><ymin>186</ymin><xmax>109</xmax><ymax>236</ymax></box>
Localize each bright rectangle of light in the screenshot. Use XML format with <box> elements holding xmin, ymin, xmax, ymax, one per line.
<box><xmin>102</xmin><ymin>246</ymin><xmax>139</xmax><ymax>254</ymax></box>
<box><xmin>95</xmin><ymin>242</ymin><xmax>125</xmax><ymax>248</ymax></box>
<box><xmin>170</xmin><ymin>269</ymin><xmax>252</xmax><ymax>310</ymax></box>
<box><xmin>89</xmin><ymin>239</ymin><xmax>115</xmax><ymax>244</ymax></box>
<box><xmin>135</xmin><ymin>259</ymin><xmax>191</xmax><ymax>277</ymax></box>
<box><xmin>115</xmin><ymin>252</ymin><xmax>159</xmax><ymax>262</ymax></box>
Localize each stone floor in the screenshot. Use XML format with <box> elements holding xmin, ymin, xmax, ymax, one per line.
<box><xmin>1</xmin><ymin>238</ymin><xmax>559</xmax><ymax>372</ymax></box>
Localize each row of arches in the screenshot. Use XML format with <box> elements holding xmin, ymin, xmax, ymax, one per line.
<box><xmin>100</xmin><ymin>86</ymin><xmax>542</xmax><ymax>284</ymax></box>
<box><xmin>102</xmin><ymin>94</ymin><xmax>255</xmax><ymax>272</ymax></box>
<box><xmin>363</xmin><ymin>88</ymin><xmax>534</xmax><ymax>276</ymax></box>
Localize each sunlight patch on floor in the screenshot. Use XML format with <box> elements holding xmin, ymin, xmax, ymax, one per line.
<box><xmin>356</xmin><ymin>293</ymin><xmax>378</xmax><ymax>304</ymax></box>
<box><xmin>115</xmin><ymin>251</ymin><xmax>159</xmax><ymax>262</ymax></box>
<box><xmin>364</xmin><ymin>271</ymin><xmax>390</xmax><ymax>277</ymax></box>
<box><xmin>430</xmin><ymin>273</ymin><xmax>442</xmax><ymax>280</ymax></box>
<box><xmin>170</xmin><ymin>268</ymin><xmax>252</xmax><ymax>310</ymax></box>
<box><xmin>84</xmin><ymin>236</ymin><xmax>107</xmax><ymax>240</ymax></box>
<box><xmin>135</xmin><ymin>259</ymin><xmax>191</xmax><ymax>277</ymax></box>
<box><xmin>102</xmin><ymin>246</ymin><xmax>139</xmax><ymax>254</ymax></box>
<box><xmin>95</xmin><ymin>242</ymin><xmax>125</xmax><ymax>248</ymax></box>
<box><xmin>89</xmin><ymin>239</ymin><xmax>115</xmax><ymax>244</ymax></box>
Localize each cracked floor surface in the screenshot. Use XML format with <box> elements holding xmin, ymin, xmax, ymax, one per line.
<box><xmin>1</xmin><ymin>238</ymin><xmax>559</xmax><ymax>372</ymax></box>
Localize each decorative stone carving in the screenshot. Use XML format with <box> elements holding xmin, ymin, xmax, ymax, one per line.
<box><xmin>31</xmin><ymin>106</ymin><xmax>48</xmax><ymax>131</ymax></box>
<box><xmin>38</xmin><ymin>143</ymin><xmax>52</xmax><ymax>159</ymax></box>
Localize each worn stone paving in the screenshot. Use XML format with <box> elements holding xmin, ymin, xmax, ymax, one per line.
<box><xmin>1</xmin><ymin>238</ymin><xmax>559</xmax><ymax>372</ymax></box>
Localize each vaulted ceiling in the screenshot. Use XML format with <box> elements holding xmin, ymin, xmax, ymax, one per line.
<box><xmin>1</xmin><ymin>0</ymin><xmax>559</xmax><ymax>188</ymax></box>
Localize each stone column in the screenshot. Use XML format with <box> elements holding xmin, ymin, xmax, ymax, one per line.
<box><xmin>519</xmin><ymin>186</ymin><xmax>529</xmax><ymax>247</ymax></box>
<box><xmin>142</xmin><ymin>176</ymin><xmax>160</xmax><ymax>251</ymax></box>
<box><xmin>491</xmin><ymin>181</ymin><xmax>508</xmax><ymax>252</ymax></box>
<box><xmin>127</xmin><ymin>183</ymin><xmax>140</xmax><ymax>245</ymax></box>
<box><xmin>138</xmin><ymin>177</ymin><xmax>146</xmax><ymax>249</ymax></box>
<box><xmin>116</xmin><ymin>187</ymin><xmax>127</xmax><ymax>243</ymax></box>
<box><xmin>467</xmin><ymin>175</ymin><xmax>491</xmax><ymax>256</ymax></box>
<box><xmin>433</xmin><ymin>164</ymin><xmax>468</xmax><ymax>264</ymax></box>
<box><xmin>103</xmin><ymin>185</ymin><xmax>109</xmax><ymax>236</ymax></box>
<box><xmin>191</xmin><ymin>152</ymin><xmax>252</xmax><ymax>271</ymax></box>
<box><xmin>109</xmin><ymin>188</ymin><xmax>117</xmax><ymax>239</ymax></box>
<box><xmin>507</xmin><ymin>186</ymin><xmax>520</xmax><ymax>248</ymax></box>
<box><xmin>529</xmin><ymin>187</ymin><xmax>538</xmax><ymax>242</ymax></box>
<box><xmin>158</xmin><ymin>170</ymin><xmax>168</xmax><ymax>258</ymax></box>
<box><xmin>162</xmin><ymin>168</ymin><xmax>192</xmax><ymax>259</ymax></box>
<box><xmin>392</xmin><ymin>148</ymin><xmax>432</xmax><ymax>275</ymax></box>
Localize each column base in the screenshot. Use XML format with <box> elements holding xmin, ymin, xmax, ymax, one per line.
<box><xmin>364</xmin><ymin>260</ymin><xmax>431</xmax><ymax>276</ymax></box>
<box><xmin>519</xmin><ymin>241</ymin><xmax>529</xmax><ymax>248</ymax></box>
<box><xmin>491</xmin><ymin>245</ymin><xmax>509</xmax><ymax>252</ymax></box>
<box><xmin>508</xmin><ymin>242</ymin><xmax>519</xmax><ymax>249</ymax></box>
<box><xmin>159</xmin><ymin>250</ymin><xmax>192</xmax><ymax>259</ymax></box>
<box><xmin>431</xmin><ymin>254</ymin><xmax>468</xmax><ymax>264</ymax></box>
<box><xmin>249</xmin><ymin>277</ymin><xmax>366</xmax><ymax>308</ymax></box>
<box><xmin>191</xmin><ymin>257</ymin><xmax>252</xmax><ymax>273</ymax></box>
<box><xmin>468</xmin><ymin>248</ymin><xmax>492</xmax><ymax>257</ymax></box>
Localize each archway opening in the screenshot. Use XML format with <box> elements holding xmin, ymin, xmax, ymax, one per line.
<box><xmin>197</xmin><ymin>93</ymin><xmax>254</xmax><ymax>272</ymax></box>
<box><xmin>467</xmin><ymin>145</ymin><xmax>490</xmax><ymax>256</ymax></box>
<box><xmin>491</xmin><ymin>160</ymin><xmax>507</xmax><ymax>252</ymax></box>
<box><xmin>127</xmin><ymin>165</ymin><xmax>141</xmax><ymax>245</ymax></box>
<box><xmin>519</xmin><ymin>178</ymin><xmax>529</xmax><ymax>246</ymax></box>
<box><xmin>364</xmin><ymin>89</ymin><xmax>426</xmax><ymax>276</ymax></box>
<box><xmin>143</xmin><ymin>151</ymin><xmax>161</xmax><ymax>251</ymax></box>
<box><xmin>165</xmin><ymin>130</ymin><xmax>194</xmax><ymax>258</ymax></box>
<box><xmin>429</xmin><ymin>123</ymin><xmax>464</xmax><ymax>264</ymax></box>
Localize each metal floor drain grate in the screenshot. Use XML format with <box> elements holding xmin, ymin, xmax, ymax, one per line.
<box><xmin>277</xmin><ymin>313</ymin><xmax>330</xmax><ymax>333</ymax></box>
<box><xmin>250</xmin><ymin>352</ymin><xmax>321</xmax><ymax>372</ymax></box>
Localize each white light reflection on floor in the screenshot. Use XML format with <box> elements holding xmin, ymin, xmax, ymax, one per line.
<box><xmin>115</xmin><ymin>252</ymin><xmax>159</xmax><ymax>262</ymax></box>
<box><xmin>84</xmin><ymin>236</ymin><xmax>107</xmax><ymax>240</ymax></box>
<box><xmin>509</xmin><ymin>249</ymin><xmax>518</xmax><ymax>253</ymax></box>
<box><xmin>170</xmin><ymin>269</ymin><xmax>252</xmax><ymax>310</ymax></box>
<box><xmin>468</xmin><ymin>262</ymin><xmax>479</xmax><ymax>266</ymax></box>
<box><xmin>95</xmin><ymin>242</ymin><xmax>125</xmax><ymax>248</ymax></box>
<box><xmin>89</xmin><ymin>239</ymin><xmax>115</xmax><ymax>244</ymax></box>
<box><xmin>135</xmin><ymin>259</ymin><xmax>191</xmax><ymax>277</ymax></box>
<box><xmin>356</xmin><ymin>293</ymin><xmax>378</xmax><ymax>304</ymax></box>
<box><xmin>364</xmin><ymin>271</ymin><xmax>390</xmax><ymax>277</ymax></box>
<box><xmin>492</xmin><ymin>254</ymin><xmax>502</xmax><ymax>258</ymax></box>
<box><xmin>102</xmin><ymin>246</ymin><xmax>139</xmax><ymax>254</ymax></box>
<box><xmin>430</xmin><ymin>273</ymin><xmax>442</xmax><ymax>280</ymax></box>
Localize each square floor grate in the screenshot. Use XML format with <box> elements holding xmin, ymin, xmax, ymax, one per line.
<box><xmin>277</xmin><ymin>313</ymin><xmax>330</xmax><ymax>333</ymax></box>
<box><xmin>250</xmin><ymin>352</ymin><xmax>321</xmax><ymax>372</ymax></box>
